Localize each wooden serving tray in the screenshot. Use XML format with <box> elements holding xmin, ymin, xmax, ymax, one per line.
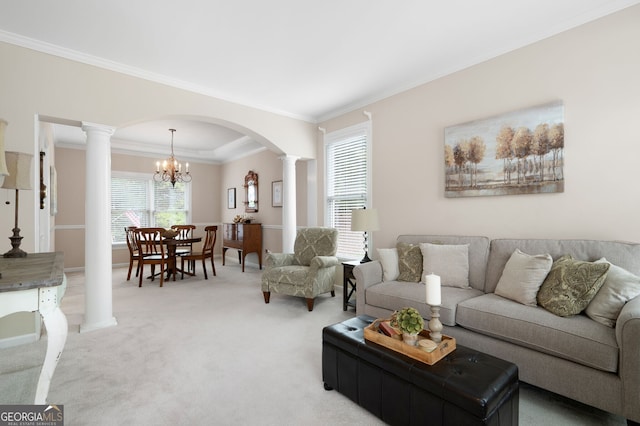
<box><xmin>364</xmin><ymin>318</ymin><xmax>456</xmax><ymax>365</ymax></box>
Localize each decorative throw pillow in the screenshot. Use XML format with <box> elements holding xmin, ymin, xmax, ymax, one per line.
<box><xmin>537</xmin><ymin>255</ymin><xmax>610</xmax><ymax>317</ymax></box>
<box><xmin>494</xmin><ymin>249</ymin><xmax>553</xmax><ymax>306</ymax></box>
<box><xmin>396</xmin><ymin>242</ymin><xmax>422</xmax><ymax>282</ymax></box>
<box><xmin>377</xmin><ymin>248</ymin><xmax>399</xmax><ymax>282</ymax></box>
<box><xmin>419</xmin><ymin>243</ymin><xmax>470</xmax><ymax>288</ymax></box>
<box><xmin>585</xmin><ymin>258</ymin><xmax>640</xmax><ymax>327</ymax></box>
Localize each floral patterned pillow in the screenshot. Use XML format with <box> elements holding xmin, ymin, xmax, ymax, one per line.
<box><xmin>537</xmin><ymin>255</ymin><xmax>609</xmax><ymax>317</ymax></box>
<box><xmin>396</xmin><ymin>242</ymin><xmax>422</xmax><ymax>282</ymax></box>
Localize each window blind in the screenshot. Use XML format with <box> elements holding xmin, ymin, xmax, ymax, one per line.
<box><xmin>111</xmin><ymin>176</ymin><xmax>150</xmax><ymax>243</ymax></box>
<box><xmin>326</xmin><ymin>124</ymin><xmax>370</xmax><ymax>259</ymax></box>
<box><xmin>153</xmin><ymin>180</ymin><xmax>187</xmax><ymax>228</ymax></box>
<box><xmin>111</xmin><ymin>172</ymin><xmax>190</xmax><ymax>244</ymax></box>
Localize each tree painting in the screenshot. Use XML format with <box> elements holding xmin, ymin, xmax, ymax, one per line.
<box><xmin>444</xmin><ymin>101</ymin><xmax>564</xmax><ymax>198</ymax></box>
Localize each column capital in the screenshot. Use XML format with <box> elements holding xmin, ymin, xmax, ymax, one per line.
<box><xmin>81</xmin><ymin>122</ymin><xmax>115</xmax><ymax>136</ymax></box>
<box><xmin>279</xmin><ymin>154</ymin><xmax>300</xmax><ymax>164</ymax></box>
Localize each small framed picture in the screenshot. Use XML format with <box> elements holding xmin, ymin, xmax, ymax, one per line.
<box><xmin>272</xmin><ymin>180</ymin><xmax>283</xmax><ymax>207</ymax></box>
<box><xmin>227</xmin><ymin>188</ymin><xmax>236</xmax><ymax>209</ymax></box>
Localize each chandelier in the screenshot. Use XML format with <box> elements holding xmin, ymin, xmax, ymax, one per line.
<box><xmin>154</xmin><ymin>128</ymin><xmax>191</xmax><ymax>187</ymax></box>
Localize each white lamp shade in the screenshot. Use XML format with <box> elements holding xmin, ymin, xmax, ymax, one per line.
<box><xmin>1</xmin><ymin>151</ymin><xmax>33</xmax><ymax>190</ymax></box>
<box><xmin>351</xmin><ymin>208</ymin><xmax>380</xmax><ymax>232</ymax></box>
<box><xmin>0</xmin><ymin>120</ymin><xmax>9</xmax><ymax>176</ymax></box>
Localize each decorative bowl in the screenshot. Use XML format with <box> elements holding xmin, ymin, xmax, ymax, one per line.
<box><xmin>161</xmin><ymin>229</ymin><xmax>179</xmax><ymax>239</ymax></box>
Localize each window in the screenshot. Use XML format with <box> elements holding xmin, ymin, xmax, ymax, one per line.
<box><xmin>325</xmin><ymin>121</ymin><xmax>371</xmax><ymax>259</ymax></box>
<box><xmin>111</xmin><ymin>172</ymin><xmax>191</xmax><ymax>244</ymax></box>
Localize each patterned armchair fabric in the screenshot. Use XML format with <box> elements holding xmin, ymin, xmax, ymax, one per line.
<box><xmin>261</xmin><ymin>227</ymin><xmax>339</xmax><ymax>311</ymax></box>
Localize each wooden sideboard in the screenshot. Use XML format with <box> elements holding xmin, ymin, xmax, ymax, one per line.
<box><xmin>222</xmin><ymin>223</ymin><xmax>262</xmax><ymax>272</ymax></box>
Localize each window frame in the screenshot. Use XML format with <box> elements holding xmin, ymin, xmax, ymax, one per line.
<box><xmin>324</xmin><ymin>121</ymin><xmax>373</xmax><ymax>260</ymax></box>
<box><xmin>111</xmin><ymin>171</ymin><xmax>192</xmax><ymax>246</ymax></box>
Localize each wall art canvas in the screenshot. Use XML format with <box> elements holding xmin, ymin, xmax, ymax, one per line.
<box><xmin>444</xmin><ymin>101</ymin><xmax>564</xmax><ymax>198</ymax></box>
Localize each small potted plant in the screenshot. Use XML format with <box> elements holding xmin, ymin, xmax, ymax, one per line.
<box><xmin>396</xmin><ymin>307</ymin><xmax>424</xmax><ymax>346</ymax></box>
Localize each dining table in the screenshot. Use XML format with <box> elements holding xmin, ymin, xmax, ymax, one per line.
<box><xmin>162</xmin><ymin>235</ymin><xmax>202</xmax><ymax>279</ymax></box>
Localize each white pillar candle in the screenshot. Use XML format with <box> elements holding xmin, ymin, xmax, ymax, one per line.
<box><xmin>426</xmin><ymin>273</ymin><xmax>441</xmax><ymax>306</ymax></box>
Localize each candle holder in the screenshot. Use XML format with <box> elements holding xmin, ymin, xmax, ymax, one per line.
<box><xmin>428</xmin><ymin>304</ymin><xmax>443</xmax><ymax>344</ymax></box>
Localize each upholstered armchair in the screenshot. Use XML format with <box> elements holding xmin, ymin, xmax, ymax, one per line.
<box><xmin>261</xmin><ymin>227</ymin><xmax>339</xmax><ymax>311</ymax></box>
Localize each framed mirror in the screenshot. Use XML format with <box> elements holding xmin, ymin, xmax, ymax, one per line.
<box><xmin>244</xmin><ymin>170</ymin><xmax>258</xmax><ymax>213</ymax></box>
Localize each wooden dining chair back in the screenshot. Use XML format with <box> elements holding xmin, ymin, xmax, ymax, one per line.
<box><xmin>171</xmin><ymin>224</ymin><xmax>197</xmax><ymax>273</ymax></box>
<box><xmin>181</xmin><ymin>225</ymin><xmax>217</xmax><ymax>280</ymax></box>
<box><xmin>135</xmin><ymin>227</ymin><xmax>173</xmax><ymax>287</ymax></box>
<box><xmin>125</xmin><ymin>226</ymin><xmax>141</xmax><ymax>281</ymax></box>
<box><xmin>170</xmin><ymin>224</ymin><xmax>196</xmax><ymax>253</ymax></box>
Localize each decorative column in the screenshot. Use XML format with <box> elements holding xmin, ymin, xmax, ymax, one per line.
<box><xmin>280</xmin><ymin>155</ymin><xmax>299</xmax><ymax>253</ymax></box>
<box><xmin>80</xmin><ymin>122</ymin><xmax>117</xmax><ymax>333</ymax></box>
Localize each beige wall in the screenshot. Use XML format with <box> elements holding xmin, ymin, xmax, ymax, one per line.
<box><xmin>319</xmin><ymin>5</ymin><xmax>640</xmax><ymax>253</ymax></box>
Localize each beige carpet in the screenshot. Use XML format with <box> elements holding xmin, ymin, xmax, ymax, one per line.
<box><xmin>0</xmin><ymin>261</ymin><xmax>627</xmax><ymax>425</ymax></box>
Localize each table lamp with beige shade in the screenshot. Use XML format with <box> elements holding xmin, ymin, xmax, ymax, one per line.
<box><xmin>350</xmin><ymin>207</ymin><xmax>380</xmax><ymax>263</ymax></box>
<box><xmin>2</xmin><ymin>149</ymin><xmax>33</xmax><ymax>258</ymax></box>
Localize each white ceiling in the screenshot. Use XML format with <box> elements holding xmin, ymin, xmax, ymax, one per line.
<box><xmin>1</xmin><ymin>0</ymin><xmax>638</xmax><ymax>163</ymax></box>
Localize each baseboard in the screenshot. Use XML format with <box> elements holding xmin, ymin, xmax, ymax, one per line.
<box><xmin>0</xmin><ymin>332</ymin><xmax>39</xmax><ymax>349</ymax></box>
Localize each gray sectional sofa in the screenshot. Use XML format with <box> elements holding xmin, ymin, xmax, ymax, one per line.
<box><xmin>353</xmin><ymin>235</ymin><xmax>640</xmax><ymax>424</ymax></box>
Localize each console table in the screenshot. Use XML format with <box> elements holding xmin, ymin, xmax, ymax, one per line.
<box><xmin>0</xmin><ymin>252</ymin><xmax>67</xmax><ymax>404</ymax></box>
<box><xmin>222</xmin><ymin>223</ymin><xmax>262</xmax><ymax>272</ymax></box>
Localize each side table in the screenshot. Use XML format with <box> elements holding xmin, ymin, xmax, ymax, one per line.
<box><xmin>0</xmin><ymin>252</ymin><xmax>67</xmax><ymax>404</ymax></box>
<box><xmin>342</xmin><ymin>260</ymin><xmax>360</xmax><ymax>311</ymax></box>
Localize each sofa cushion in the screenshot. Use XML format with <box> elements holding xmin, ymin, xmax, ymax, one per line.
<box><xmin>585</xmin><ymin>258</ymin><xmax>640</xmax><ymax>327</ymax></box>
<box><xmin>419</xmin><ymin>243</ymin><xmax>470</xmax><ymax>288</ymax></box>
<box><xmin>293</xmin><ymin>227</ymin><xmax>338</xmax><ymax>266</ymax></box>
<box><xmin>456</xmin><ymin>293</ymin><xmax>619</xmax><ymax>373</ymax></box>
<box><xmin>494</xmin><ymin>249</ymin><xmax>553</xmax><ymax>306</ymax></box>
<box><xmin>377</xmin><ymin>248</ymin><xmax>399</xmax><ymax>281</ymax></box>
<box><xmin>397</xmin><ymin>235</ymin><xmax>490</xmax><ymax>292</ymax></box>
<box><xmin>365</xmin><ymin>280</ymin><xmax>483</xmax><ymax>326</ymax></box>
<box><xmin>397</xmin><ymin>242</ymin><xmax>422</xmax><ymax>282</ymax></box>
<box><xmin>537</xmin><ymin>255</ymin><xmax>609</xmax><ymax>317</ymax></box>
<box><xmin>261</xmin><ymin>265</ymin><xmax>309</xmax><ymax>287</ymax></box>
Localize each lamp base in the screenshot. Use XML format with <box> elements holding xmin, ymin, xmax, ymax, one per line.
<box><xmin>360</xmin><ymin>251</ymin><xmax>372</xmax><ymax>263</ymax></box>
<box><xmin>4</xmin><ymin>229</ymin><xmax>27</xmax><ymax>258</ymax></box>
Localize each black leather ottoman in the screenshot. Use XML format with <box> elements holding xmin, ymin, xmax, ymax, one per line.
<box><xmin>322</xmin><ymin>316</ymin><xmax>519</xmax><ymax>425</ymax></box>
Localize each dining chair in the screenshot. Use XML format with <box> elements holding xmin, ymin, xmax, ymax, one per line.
<box><xmin>171</xmin><ymin>224</ymin><xmax>196</xmax><ymax>272</ymax></box>
<box><xmin>125</xmin><ymin>226</ymin><xmax>141</xmax><ymax>281</ymax></box>
<box><xmin>135</xmin><ymin>227</ymin><xmax>174</xmax><ymax>287</ymax></box>
<box><xmin>181</xmin><ymin>225</ymin><xmax>217</xmax><ymax>279</ymax></box>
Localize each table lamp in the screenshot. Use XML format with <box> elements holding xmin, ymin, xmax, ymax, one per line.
<box><xmin>3</xmin><ymin>151</ymin><xmax>33</xmax><ymax>258</ymax></box>
<box><xmin>351</xmin><ymin>207</ymin><xmax>380</xmax><ymax>263</ymax></box>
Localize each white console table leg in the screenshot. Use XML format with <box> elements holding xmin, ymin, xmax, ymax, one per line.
<box><xmin>34</xmin><ymin>305</ymin><xmax>68</xmax><ymax>404</ymax></box>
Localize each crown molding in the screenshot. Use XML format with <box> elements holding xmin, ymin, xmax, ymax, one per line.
<box><xmin>0</xmin><ymin>30</ymin><xmax>316</xmax><ymax>123</ymax></box>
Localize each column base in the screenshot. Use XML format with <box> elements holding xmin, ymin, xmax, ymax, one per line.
<box><xmin>80</xmin><ymin>316</ymin><xmax>118</xmax><ymax>333</ymax></box>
